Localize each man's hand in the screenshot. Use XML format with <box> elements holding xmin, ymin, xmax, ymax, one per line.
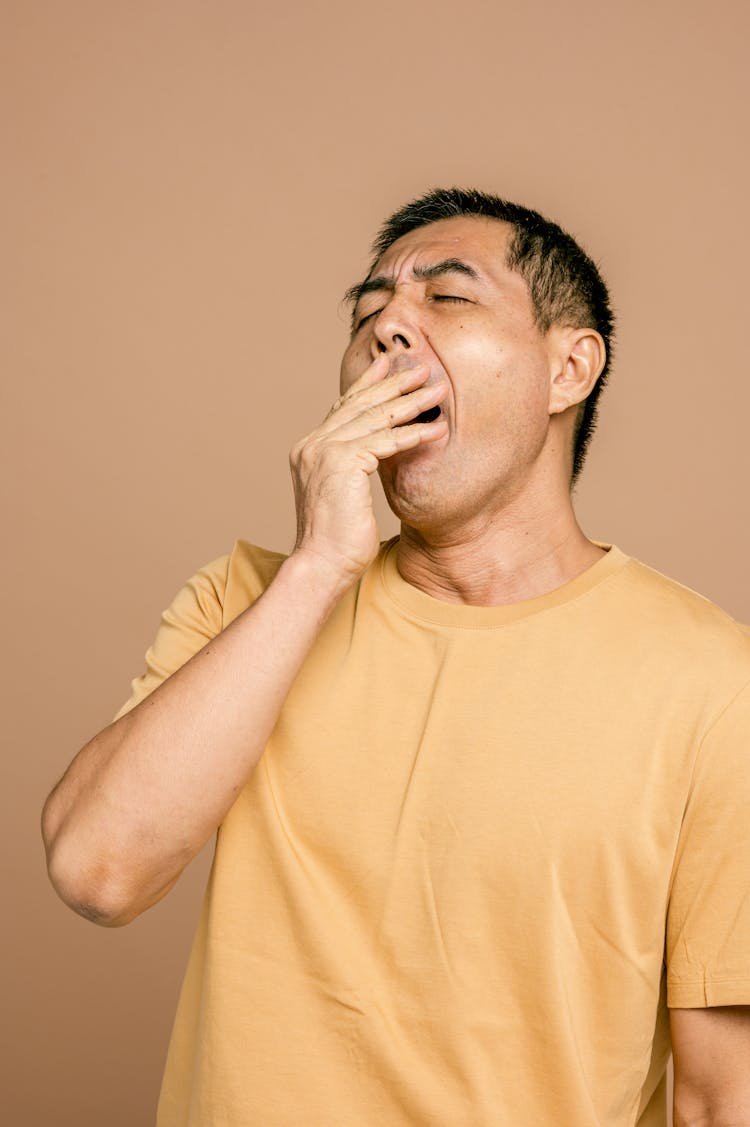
<box><xmin>289</xmin><ymin>353</ymin><xmax>448</xmax><ymax>583</ymax></box>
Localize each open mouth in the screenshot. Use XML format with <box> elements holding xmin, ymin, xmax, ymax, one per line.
<box><xmin>413</xmin><ymin>406</ymin><xmax>442</xmax><ymax>425</ymax></box>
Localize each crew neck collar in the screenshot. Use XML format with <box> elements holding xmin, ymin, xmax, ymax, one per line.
<box><xmin>378</xmin><ymin>536</ymin><xmax>630</xmax><ymax>628</ymax></box>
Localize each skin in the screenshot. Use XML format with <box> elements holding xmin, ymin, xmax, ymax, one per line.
<box><xmin>338</xmin><ymin>214</ymin><xmax>608</xmax><ymax>606</ymax></box>
<box><xmin>670</xmin><ymin>1005</ymin><xmax>750</xmax><ymax>1124</ymax></box>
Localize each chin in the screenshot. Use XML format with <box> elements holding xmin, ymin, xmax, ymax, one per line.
<box><xmin>380</xmin><ymin>473</ymin><xmax>449</xmax><ymax>529</ymax></box>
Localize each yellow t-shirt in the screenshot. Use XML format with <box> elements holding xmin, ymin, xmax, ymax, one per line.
<box><xmin>112</xmin><ymin>537</ymin><xmax>750</xmax><ymax>1127</ymax></box>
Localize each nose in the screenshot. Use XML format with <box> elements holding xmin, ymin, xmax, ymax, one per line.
<box><xmin>369</xmin><ymin>296</ymin><xmax>420</xmax><ymax>365</ymax></box>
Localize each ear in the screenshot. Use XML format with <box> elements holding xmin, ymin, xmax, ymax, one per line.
<box><xmin>547</xmin><ymin>327</ymin><xmax>606</xmax><ymax>416</ymax></box>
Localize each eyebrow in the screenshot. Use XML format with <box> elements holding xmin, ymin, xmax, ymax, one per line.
<box><xmin>343</xmin><ymin>257</ymin><xmax>483</xmax><ymax>312</ymax></box>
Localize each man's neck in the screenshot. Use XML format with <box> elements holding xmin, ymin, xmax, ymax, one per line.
<box><xmin>395</xmin><ymin>510</ymin><xmax>606</xmax><ymax>608</ymax></box>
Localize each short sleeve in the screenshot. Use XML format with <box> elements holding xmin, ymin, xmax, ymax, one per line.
<box><xmin>110</xmin><ymin>551</ymin><xmax>231</xmax><ymax>723</ymax></box>
<box><xmin>666</xmin><ymin>677</ymin><xmax>750</xmax><ymax>1006</ymax></box>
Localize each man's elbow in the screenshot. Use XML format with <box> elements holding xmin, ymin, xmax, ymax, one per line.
<box><xmin>42</xmin><ymin>821</ymin><xmax>135</xmax><ymax>928</ymax></box>
<box><xmin>42</xmin><ymin>815</ymin><xmax>140</xmax><ymax>928</ymax></box>
<box><xmin>44</xmin><ymin>838</ymin><xmax>181</xmax><ymax>927</ymax></box>
<box><xmin>42</xmin><ymin>794</ymin><xmax>187</xmax><ymax>927</ymax></box>
<box><xmin>64</xmin><ymin>894</ymin><xmax>134</xmax><ymax>928</ymax></box>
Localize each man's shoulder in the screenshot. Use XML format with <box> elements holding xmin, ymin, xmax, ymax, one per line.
<box><xmin>614</xmin><ymin>550</ymin><xmax>750</xmax><ymax>667</ymax></box>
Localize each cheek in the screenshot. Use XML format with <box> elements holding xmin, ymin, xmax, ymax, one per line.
<box><xmin>339</xmin><ymin>342</ymin><xmax>364</xmax><ymax>394</ymax></box>
<box><xmin>469</xmin><ymin>355</ymin><xmax>550</xmax><ymax>443</ymax></box>
<box><xmin>338</xmin><ymin>344</ymin><xmax>360</xmax><ymax>394</ymax></box>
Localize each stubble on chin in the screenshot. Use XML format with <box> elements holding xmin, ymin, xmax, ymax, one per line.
<box><xmin>377</xmin><ymin>456</ymin><xmax>451</xmax><ymax>527</ymax></box>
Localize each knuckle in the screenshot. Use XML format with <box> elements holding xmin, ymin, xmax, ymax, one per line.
<box><xmin>289</xmin><ymin>436</ymin><xmax>307</xmax><ymax>462</ymax></box>
<box><xmin>299</xmin><ymin>443</ymin><xmax>318</xmax><ymax>470</ymax></box>
<box><xmin>291</xmin><ymin>438</ymin><xmax>317</xmax><ymax>471</ymax></box>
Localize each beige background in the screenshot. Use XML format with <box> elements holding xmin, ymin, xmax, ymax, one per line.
<box><xmin>4</xmin><ymin>0</ymin><xmax>748</xmax><ymax>1122</ymax></box>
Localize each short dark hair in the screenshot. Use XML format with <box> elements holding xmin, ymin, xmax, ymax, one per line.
<box><xmin>353</xmin><ymin>187</ymin><xmax>615</xmax><ymax>487</ymax></box>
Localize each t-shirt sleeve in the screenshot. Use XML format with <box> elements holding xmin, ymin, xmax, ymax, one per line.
<box><xmin>110</xmin><ymin>551</ymin><xmax>231</xmax><ymax>723</ymax></box>
<box><xmin>666</xmin><ymin>676</ymin><xmax>750</xmax><ymax>1006</ymax></box>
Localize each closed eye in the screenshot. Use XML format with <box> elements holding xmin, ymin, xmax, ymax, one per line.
<box><xmin>355</xmin><ymin>309</ymin><xmax>381</xmax><ymax>330</ymax></box>
<box><xmin>355</xmin><ymin>295</ymin><xmax>468</xmax><ymax>331</ymax></box>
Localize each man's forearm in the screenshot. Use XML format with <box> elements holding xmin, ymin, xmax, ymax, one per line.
<box><xmin>41</xmin><ymin>550</ymin><xmax>353</xmax><ymax>926</ymax></box>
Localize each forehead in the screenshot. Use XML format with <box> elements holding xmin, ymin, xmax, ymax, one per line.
<box><xmin>371</xmin><ymin>214</ymin><xmax>514</xmax><ymax>280</ymax></box>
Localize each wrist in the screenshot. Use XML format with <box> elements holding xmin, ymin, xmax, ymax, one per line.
<box><xmin>283</xmin><ymin>547</ymin><xmax>359</xmax><ymax>605</ymax></box>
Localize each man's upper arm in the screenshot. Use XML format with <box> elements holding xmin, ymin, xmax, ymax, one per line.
<box><xmin>670</xmin><ymin>1006</ymin><xmax>750</xmax><ymax>1124</ymax></box>
<box><xmin>110</xmin><ymin>550</ymin><xmax>231</xmax><ymax>722</ymax></box>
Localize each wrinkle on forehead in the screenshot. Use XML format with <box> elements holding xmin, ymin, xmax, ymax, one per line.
<box><xmin>345</xmin><ymin>217</ymin><xmax>516</xmax><ymax>308</ymax></box>
<box><xmin>344</xmin><ymin>257</ymin><xmax>485</xmax><ymax>310</ymax></box>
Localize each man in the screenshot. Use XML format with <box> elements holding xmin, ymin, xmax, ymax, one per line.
<box><xmin>42</xmin><ymin>188</ymin><xmax>750</xmax><ymax>1126</ymax></box>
